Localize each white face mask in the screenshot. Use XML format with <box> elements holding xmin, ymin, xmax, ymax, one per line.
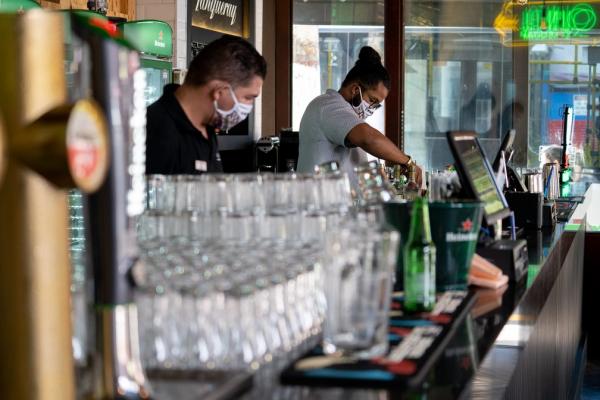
<box><xmin>351</xmin><ymin>86</ymin><xmax>375</xmax><ymax>120</ymax></box>
<box><xmin>213</xmin><ymin>86</ymin><xmax>253</xmax><ymax>132</ymax></box>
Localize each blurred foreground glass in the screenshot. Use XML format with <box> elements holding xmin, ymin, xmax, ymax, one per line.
<box><xmin>146</xmin><ymin>174</ymin><xmax>176</xmax><ymax>212</ymax></box>
<box><xmin>355</xmin><ymin>160</ymin><xmax>394</xmax><ymax>208</ymax></box>
<box><xmin>134</xmin><ymin>172</ymin><xmax>355</xmax><ymax>371</ymax></box>
<box><xmin>321</xmin><ymin>222</ymin><xmax>399</xmax><ymax>358</ymax></box>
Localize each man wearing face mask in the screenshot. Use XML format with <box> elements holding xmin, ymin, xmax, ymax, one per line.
<box><xmin>146</xmin><ymin>35</ymin><xmax>266</xmax><ymax>174</ymax></box>
<box><xmin>297</xmin><ymin>46</ymin><xmax>422</xmax><ymax>185</ymax></box>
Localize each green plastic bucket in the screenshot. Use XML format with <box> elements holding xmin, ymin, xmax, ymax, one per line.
<box><xmin>383</xmin><ymin>200</ymin><xmax>483</xmax><ymax>291</ymax></box>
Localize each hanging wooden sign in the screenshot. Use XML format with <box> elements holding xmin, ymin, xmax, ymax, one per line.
<box><xmin>190</xmin><ymin>0</ymin><xmax>247</xmax><ymax>37</ymax></box>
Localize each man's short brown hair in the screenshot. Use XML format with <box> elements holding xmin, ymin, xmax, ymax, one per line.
<box><xmin>184</xmin><ymin>35</ymin><xmax>267</xmax><ymax>88</ymax></box>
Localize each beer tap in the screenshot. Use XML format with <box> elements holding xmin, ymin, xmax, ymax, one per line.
<box><xmin>0</xmin><ymin>10</ymin><xmax>109</xmax><ymax>400</ymax></box>
<box><xmin>0</xmin><ymin>113</ymin><xmax>5</xmax><ymax>185</ymax></box>
<box><xmin>70</xmin><ymin>14</ymin><xmax>151</xmax><ymax>399</ymax></box>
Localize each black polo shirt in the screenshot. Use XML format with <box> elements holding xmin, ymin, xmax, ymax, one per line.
<box><xmin>146</xmin><ymin>84</ymin><xmax>223</xmax><ymax>174</ymax></box>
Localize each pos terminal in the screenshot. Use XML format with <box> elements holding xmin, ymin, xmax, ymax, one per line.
<box><xmin>494</xmin><ymin>129</ymin><xmax>544</xmax><ymax>230</ymax></box>
<box><xmin>446</xmin><ymin>131</ymin><xmax>528</xmax><ymax>282</ymax></box>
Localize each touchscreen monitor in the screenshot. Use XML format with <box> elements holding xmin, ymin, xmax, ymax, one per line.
<box><xmin>447</xmin><ymin>131</ymin><xmax>511</xmax><ymax>225</ymax></box>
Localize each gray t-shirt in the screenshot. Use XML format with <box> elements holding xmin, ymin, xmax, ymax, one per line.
<box><xmin>297</xmin><ymin>89</ymin><xmax>366</xmax><ymax>182</ymax></box>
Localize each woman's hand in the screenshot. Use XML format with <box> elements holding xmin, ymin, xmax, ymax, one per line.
<box><xmin>415</xmin><ymin>164</ymin><xmax>423</xmax><ymax>187</ymax></box>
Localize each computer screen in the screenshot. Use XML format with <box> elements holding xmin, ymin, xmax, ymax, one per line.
<box><xmin>493</xmin><ymin>129</ymin><xmax>516</xmax><ymax>174</ymax></box>
<box><xmin>447</xmin><ymin>131</ymin><xmax>511</xmax><ymax>225</ymax></box>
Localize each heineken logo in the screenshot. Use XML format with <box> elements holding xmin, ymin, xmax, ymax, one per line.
<box><xmin>446</xmin><ymin>218</ymin><xmax>477</xmax><ymax>243</ymax></box>
<box><xmin>154</xmin><ymin>30</ymin><xmax>166</xmax><ymax>48</ymax></box>
<box><xmin>461</xmin><ymin>218</ymin><xmax>473</xmax><ymax>232</ymax></box>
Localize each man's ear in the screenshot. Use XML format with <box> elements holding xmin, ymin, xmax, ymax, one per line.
<box><xmin>207</xmin><ymin>79</ymin><xmax>228</xmax><ymax>101</ymax></box>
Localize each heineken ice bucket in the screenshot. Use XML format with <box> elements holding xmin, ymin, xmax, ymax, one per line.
<box><xmin>383</xmin><ymin>200</ymin><xmax>483</xmax><ymax>291</ymax></box>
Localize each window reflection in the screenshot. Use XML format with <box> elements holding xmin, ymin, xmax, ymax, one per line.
<box><xmin>404</xmin><ymin>13</ymin><xmax>514</xmax><ymax>171</ymax></box>
<box><xmin>529</xmin><ymin>43</ymin><xmax>600</xmax><ymax>172</ymax></box>
<box><xmin>292</xmin><ymin>0</ymin><xmax>385</xmax><ymax>133</ymax></box>
<box><xmin>143</xmin><ymin>67</ymin><xmax>170</xmax><ymax>107</ymax></box>
<box><xmin>405</xmin><ymin>1</ymin><xmax>600</xmax><ymax>178</ymax></box>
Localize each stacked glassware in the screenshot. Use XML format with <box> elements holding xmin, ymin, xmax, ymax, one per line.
<box><xmin>68</xmin><ymin>190</ymin><xmax>89</xmax><ymax>366</ymax></box>
<box><xmin>135</xmin><ymin>172</ymin><xmax>354</xmax><ymax>371</ymax></box>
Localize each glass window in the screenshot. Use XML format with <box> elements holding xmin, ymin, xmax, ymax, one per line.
<box><xmin>143</xmin><ymin>67</ymin><xmax>170</xmax><ymax>107</ymax></box>
<box><xmin>521</xmin><ymin>1</ymin><xmax>600</xmax><ymax>181</ymax></box>
<box><xmin>404</xmin><ymin>2</ymin><xmax>515</xmax><ymax>172</ymax></box>
<box><xmin>405</xmin><ymin>0</ymin><xmax>600</xmax><ymax>183</ymax></box>
<box><xmin>292</xmin><ymin>0</ymin><xmax>385</xmax><ymax>134</ymax></box>
<box><xmin>529</xmin><ymin>43</ymin><xmax>600</xmax><ymax>173</ymax></box>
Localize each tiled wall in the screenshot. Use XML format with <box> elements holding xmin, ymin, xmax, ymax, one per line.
<box><xmin>175</xmin><ymin>0</ymin><xmax>187</xmax><ymax>68</ymax></box>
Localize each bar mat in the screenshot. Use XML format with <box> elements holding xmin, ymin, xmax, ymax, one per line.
<box><xmin>280</xmin><ymin>290</ymin><xmax>477</xmax><ymax>389</ymax></box>
<box><xmin>146</xmin><ymin>369</ymin><xmax>253</xmax><ymax>400</ymax></box>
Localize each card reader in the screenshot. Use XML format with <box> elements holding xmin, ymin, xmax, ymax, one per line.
<box><xmin>476</xmin><ymin>240</ymin><xmax>529</xmax><ymax>283</ymax></box>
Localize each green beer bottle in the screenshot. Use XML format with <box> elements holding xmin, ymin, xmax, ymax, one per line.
<box><xmin>404</xmin><ymin>197</ymin><xmax>436</xmax><ymax>312</ymax></box>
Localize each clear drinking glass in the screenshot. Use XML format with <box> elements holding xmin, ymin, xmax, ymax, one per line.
<box><xmin>146</xmin><ymin>174</ymin><xmax>176</xmax><ymax>212</ymax></box>
<box><xmin>321</xmin><ymin>173</ymin><xmax>352</xmax><ymax>214</ymax></box>
<box><xmin>321</xmin><ymin>221</ymin><xmax>399</xmax><ymax>358</ymax></box>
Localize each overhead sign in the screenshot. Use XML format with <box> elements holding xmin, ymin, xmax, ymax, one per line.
<box><xmin>119</xmin><ymin>20</ymin><xmax>173</xmax><ymax>59</ymax></box>
<box><xmin>191</xmin><ymin>0</ymin><xmax>245</xmax><ymax>37</ymax></box>
<box><xmin>494</xmin><ymin>1</ymin><xmax>600</xmax><ymax>47</ymax></box>
<box><xmin>521</xmin><ymin>3</ymin><xmax>597</xmax><ymax>40</ymax></box>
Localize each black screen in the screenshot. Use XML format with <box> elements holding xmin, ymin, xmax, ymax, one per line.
<box><xmin>447</xmin><ymin>132</ymin><xmax>510</xmax><ymax>225</ymax></box>
<box><xmin>493</xmin><ymin>129</ymin><xmax>516</xmax><ymax>173</ymax></box>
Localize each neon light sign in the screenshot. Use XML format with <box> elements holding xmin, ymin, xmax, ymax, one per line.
<box><xmin>520</xmin><ymin>3</ymin><xmax>597</xmax><ymax>40</ymax></box>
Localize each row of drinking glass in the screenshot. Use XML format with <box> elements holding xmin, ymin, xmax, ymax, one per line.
<box><xmin>146</xmin><ymin>172</ymin><xmax>353</xmax><ymax>217</ymax></box>
<box><xmin>135</xmin><ymin>212</ymin><xmax>399</xmax><ymax>371</ymax></box>
<box><xmin>136</xmin><ymin>209</ymin><xmax>346</xmax><ymax>245</ymax></box>
<box><xmin>139</xmin><ymin>172</ymin><xmax>353</xmax><ymax>247</ymax></box>
<box><xmin>135</xmin><ymin>239</ymin><xmax>326</xmax><ymax>371</ymax></box>
<box><xmin>135</xmin><ymin>172</ymin><xmax>356</xmax><ymax>370</ymax></box>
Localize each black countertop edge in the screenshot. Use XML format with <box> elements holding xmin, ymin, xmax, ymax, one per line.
<box><xmin>462</xmin><ymin>222</ymin><xmax>585</xmax><ymax>400</ymax></box>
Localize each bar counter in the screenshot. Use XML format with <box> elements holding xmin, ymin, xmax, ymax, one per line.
<box><xmin>234</xmin><ymin>191</ymin><xmax>594</xmax><ymax>400</ymax></box>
